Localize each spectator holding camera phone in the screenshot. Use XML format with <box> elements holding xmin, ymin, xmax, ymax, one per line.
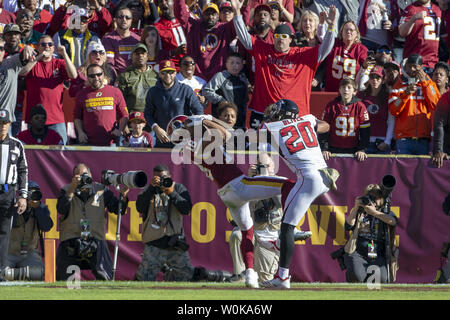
<box><xmin>342</xmin><ymin>183</ymin><xmax>398</xmax><ymax>283</ymax></box>
<box><xmin>55</xmin><ymin>163</ymin><xmax>129</xmax><ymax>281</ymax></box>
<box><xmin>388</xmin><ymin>53</ymin><xmax>440</xmax><ymax>155</ymax></box>
<box><xmin>4</xmin><ymin>181</ymin><xmax>53</xmax><ymax>281</ymax></box>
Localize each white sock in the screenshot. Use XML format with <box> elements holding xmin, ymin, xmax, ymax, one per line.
<box><xmin>278</xmin><ymin>267</ymin><xmax>289</xmax><ymax>280</ymax></box>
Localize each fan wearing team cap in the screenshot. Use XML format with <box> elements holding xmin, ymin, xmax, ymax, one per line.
<box><xmin>231</xmin><ymin>0</ymin><xmax>337</xmax><ymax>129</ymax></box>
<box><xmin>144</xmin><ymin>59</ymin><xmax>203</xmax><ymax>148</ymax></box>
<box><xmin>122</xmin><ymin>111</ymin><xmax>154</xmax><ymax>148</ymax></box>
<box><xmin>173</xmin><ymin>0</ymin><xmax>238</xmax><ymax>81</ymax></box>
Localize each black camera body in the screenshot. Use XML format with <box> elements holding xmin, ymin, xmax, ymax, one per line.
<box><xmin>79</xmin><ymin>173</ymin><xmax>93</xmax><ymax>187</ymax></box>
<box><xmin>253</xmin><ymin>198</ymin><xmax>276</xmax><ymax>224</ymax></box>
<box><xmin>358</xmin><ymin>194</ymin><xmax>376</xmax><ymax>206</ymax></box>
<box><xmin>160</xmin><ymin>175</ymin><xmax>173</xmax><ymax>188</ymax></box>
<box><xmin>29</xmin><ymin>189</ymin><xmax>42</xmax><ymax>201</ymax></box>
<box><xmin>168</xmin><ymin>234</ymin><xmax>189</xmax><ymax>251</ymax></box>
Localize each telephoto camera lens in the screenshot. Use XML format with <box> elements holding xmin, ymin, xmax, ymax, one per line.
<box><xmin>3</xmin><ymin>266</ymin><xmax>44</xmax><ymax>281</ymax></box>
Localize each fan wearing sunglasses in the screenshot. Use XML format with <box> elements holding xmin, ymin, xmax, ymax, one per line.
<box><xmin>19</xmin><ymin>34</ymin><xmax>77</xmax><ymax>145</ymax></box>
<box><xmin>102</xmin><ymin>6</ymin><xmax>140</xmax><ymax>81</ymax></box>
<box><xmin>74</xmin><ymin>63</ymin><xmax>129</xmax><ymax>146</ymax></box>
<box><xmin>231</xmin><ymin>0</ymin><xmax>337</xmax><ymax>129</ymax></box>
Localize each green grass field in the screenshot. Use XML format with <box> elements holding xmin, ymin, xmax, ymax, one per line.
<box><xmin>1</xmin><ymin>281</ymin><xmax>449</xmax><ymax>300</ymax></box>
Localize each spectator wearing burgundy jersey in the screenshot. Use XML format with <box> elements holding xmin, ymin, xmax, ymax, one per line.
<box><xmin>323</xmin><ymin>20</ymin><xmax>368</xmax><ymax>92</ymax></box>
<box><xmin>74</xmin><ymin>63</ymin><xmax>129</xmax><ymax>146</ymax></box>
<box><xmin>17</xmin><ymin>104</ymin><xmax>63</xmax><ymax>145</ymax></box>
<box><xmin>17</xmin><ymin>0</ymin><xmax>52</xmax><ymax>34</ymax></box>
<box><xmin>102</xmin><ymin>6</ymin><xmax>140</xmax><ymax>81</ymax></box>
<box><xmin>358</xmin><ymin>66</ymin><xmax>395</xmax><ymax>154</ymax></box>
<box><xmin>174</xmin><ymin>1</ymin><xmax>236</xmax><ymax>81</ymax></box>
<box><xmin>398</xmin><ymin>0</ymin><xmax>442</xmax><ymax>75</ymax></box>
<box><xmin>320</xmin><ymin>78</ymin><xmax>371</xmax><ymax>162</ymax></box>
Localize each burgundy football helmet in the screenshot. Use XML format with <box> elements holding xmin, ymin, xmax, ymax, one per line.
<box><xmin>166</xmin><ymin>115</ymin><xmax>189</xmax><ymax>144</ymax></box>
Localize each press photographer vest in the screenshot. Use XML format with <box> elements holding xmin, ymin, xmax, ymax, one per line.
<box><xmin>8</xmin><ymin>213</ymin><xmax>39</xmax><ymax>256</ymax></box>
<box><xmin>59</xmin><ymin>183</ymin><xmax>108</xmax><ymax>242</ymax></box>
<box><xmin>142</xmin><ymin>193</ymin><xmax>184</xmax><ymax>244</ymax></box>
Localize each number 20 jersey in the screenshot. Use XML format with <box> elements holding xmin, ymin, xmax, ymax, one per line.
<box><xmin>263</xmin><ymin>114</ymin><xmax>327</xmax><ymax>172</ymax></box>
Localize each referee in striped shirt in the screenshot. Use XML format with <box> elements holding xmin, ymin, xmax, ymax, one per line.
<box><xmin>0</xmin><ymin>109</ymin><xmax>28</xmax><ymax>281</ymax></box>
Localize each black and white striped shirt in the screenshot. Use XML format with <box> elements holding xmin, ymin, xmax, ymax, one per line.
<box><xmin>0</xmin><ymin>136</ymin><xmax>28</xmax><ymax>198</ymax></box>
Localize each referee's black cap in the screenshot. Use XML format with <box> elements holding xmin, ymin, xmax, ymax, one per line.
<box><xmin>0</xmin><ymin>109</ymin><xmax>11</xmax><ymax>123</ymax></box>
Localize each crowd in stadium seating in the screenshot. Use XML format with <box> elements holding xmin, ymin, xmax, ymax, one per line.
<box><xmin>0</xmin><ymin>0</ymin><xmax>449</xmax><ymax>162</ymax></box>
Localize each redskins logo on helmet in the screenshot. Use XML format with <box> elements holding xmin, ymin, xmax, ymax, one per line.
<box><xmin>166</xmin><ymin>115</ymin><xmax>189</xmax><ymax>144</ymax></box>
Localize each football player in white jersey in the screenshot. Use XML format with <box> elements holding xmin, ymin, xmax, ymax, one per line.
<box><xmin>259</xmin><ymin>99</ymin><xmax>340</xmax><ymax>289</ymax></box>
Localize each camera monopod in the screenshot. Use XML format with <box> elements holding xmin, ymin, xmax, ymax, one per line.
<box><xmin>112</xmin><ymin>189</ymin><xmax>125</xmax><ymax>281</ymax></box>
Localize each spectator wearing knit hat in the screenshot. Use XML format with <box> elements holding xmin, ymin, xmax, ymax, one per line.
<box><xmin>16</xmin><ymin>104</ymin><xmax>63</xmax><ymax>145</ymax></box>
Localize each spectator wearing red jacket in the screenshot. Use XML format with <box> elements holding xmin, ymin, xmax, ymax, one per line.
<box><xmin>153</xmin><ymin>0</ymin><xmax>186</xmax><ymax>71</ymax></box>
<box><xmin>47</xmin><ymin>0</ymin><xmax>112</xmax><ymax>38</ymax></box>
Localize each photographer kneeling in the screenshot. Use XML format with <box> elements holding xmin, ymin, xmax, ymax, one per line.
<box><xmin>135</xmin><ymin>164</ymin><xmax>230</xmax><ymax>282</ymax></box>
<box><xmin>343</xmin><ymin>184</ymin><xmax>398</xmax><ymax>283</ymax></box>
<box><xmin>55</xmin><ymin>163</ymin><xmax>129</xmax><ymax>281</ymax></box>
<box><xmin>4</xmin><ymin>181</ymin><xmax>53</xmax><ymax>281</ymax></box>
